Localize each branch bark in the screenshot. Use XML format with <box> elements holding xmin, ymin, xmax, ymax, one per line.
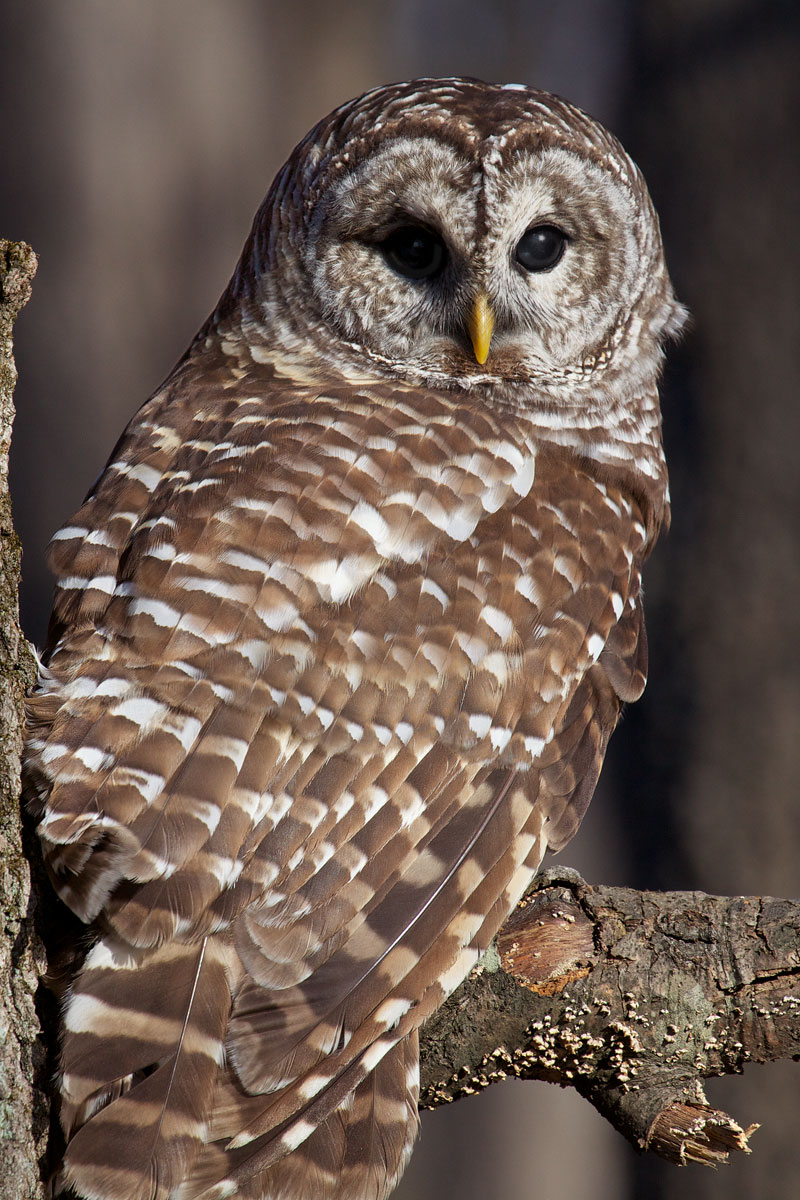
<box><xmin>419</xmin><ymin>866</ymin><xmax>800</xmax><ymax>1165</ymax></box>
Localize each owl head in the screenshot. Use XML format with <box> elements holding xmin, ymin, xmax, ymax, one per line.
<box><xmin>217</xmin><ymin>79</ymin><xmax>685</xmax><ymax>404</ymax></box>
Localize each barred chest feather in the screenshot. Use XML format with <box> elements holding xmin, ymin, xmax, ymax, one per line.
<box><xmin>36</xmin><ymin>374</ymin><xmax>654</xmax><ymax>852</ymax></box>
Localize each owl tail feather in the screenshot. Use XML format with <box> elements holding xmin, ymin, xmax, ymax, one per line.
<box><xmin>177</xmin><ymin>1033</ymin><xmax>420</xmax><ymax>1200</ymax></box>
<box><xmin>54</xmin><ymin>935</ymin><xmax>235</xmax><ymax>1200</ymax></box>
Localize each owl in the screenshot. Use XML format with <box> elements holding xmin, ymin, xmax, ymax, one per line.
<box><xmin>25</xmin><ymin>79</ymin><xmax>685</xmax><ymax>1200</ymax></box>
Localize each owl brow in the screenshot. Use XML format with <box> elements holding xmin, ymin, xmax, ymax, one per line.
<box><xmin>370</xmin><ymin>212</ymin><xmax>446</xmax><ymax>240</ymax></box>
<box><xmin>336</xmin><ymin>204</ymin><xmax>449</xmax><ymax>246</ymax></box>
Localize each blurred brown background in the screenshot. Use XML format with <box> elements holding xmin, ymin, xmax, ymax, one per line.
<box><xmin>2</xmin><ymin>1</ymin><xmax>799</xmax><ymax>1197</ymax></box>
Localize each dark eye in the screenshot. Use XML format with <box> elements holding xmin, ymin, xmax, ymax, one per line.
<box><xmin>381</xmin><ymin>225</ymin><xmax>446</xmax><ymax>280</ymax></box>
<box><xmin>515</xmin><ymin>225</ymin><xmax>567</xmax><ymax>272</ymax></box>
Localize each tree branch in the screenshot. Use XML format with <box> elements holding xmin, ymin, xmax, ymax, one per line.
<box><xmin>419</xmin><ymin>867</ymin><xmax>799</xmax><ymax>1166</ymax></box>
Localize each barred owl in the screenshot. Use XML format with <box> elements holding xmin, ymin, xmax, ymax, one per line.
<box><xmin>26</xmin><ymin>79</ymin><xmax>684</xmax><ymax>1200</ymax></box>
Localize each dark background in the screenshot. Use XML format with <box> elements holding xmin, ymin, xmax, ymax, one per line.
<box><xmin>2</xmin><ymin>2</ymin><xmax>799</xmax><ymax>1197</ymax></box>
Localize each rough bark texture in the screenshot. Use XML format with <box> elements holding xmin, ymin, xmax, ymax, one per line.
<box><xmin>0</xmin><ymin>240</ymin><xmax>46</xmax><ymax>1197</ymax></box>
<box><xmin>419</xmin><ymin>867</ymin><xmax>800</xmax><ymax>1166</ymax></box>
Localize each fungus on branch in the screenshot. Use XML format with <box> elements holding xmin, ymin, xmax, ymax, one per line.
<box><xmin>420</xmin><ymin>867</ymin><xmax>799</xmax><ymax>1165</ymax></box>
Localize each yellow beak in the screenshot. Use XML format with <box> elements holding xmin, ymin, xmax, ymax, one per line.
<box><xmin>467</xmin><ymin>292</ymin><xmax>495</xmax><ymax>365</ymax></box>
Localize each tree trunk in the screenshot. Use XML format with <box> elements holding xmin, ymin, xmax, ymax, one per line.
<box><xmin>0</xmin><ymin>239</ymin><xmax>45</xmax><ymax>1199</ymax></box>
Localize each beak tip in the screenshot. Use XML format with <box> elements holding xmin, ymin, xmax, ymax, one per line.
<box><xmin>468</xmin><ymin>293</ymin><xmax>495</xmax><ymax>367</ymax></box>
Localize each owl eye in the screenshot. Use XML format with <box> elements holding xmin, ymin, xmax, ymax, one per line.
<box><xmin>381</xmin><ymin>225</ymin><xmax>447</xmax><ymax>280</ymax></box>
<box><xmin>515</xmin><ymin>225</ymin><xmax>567</xmax><ymax>272</ymax></box>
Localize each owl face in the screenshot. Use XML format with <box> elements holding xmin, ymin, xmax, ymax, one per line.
<box><xmin>305</xmin><ymin>138</ymin><xmax>642</xmax><ymax>382</ymax></box>
<box><xmin>235</xmin><ymin>80</ymin><xmax>683</xmax><ymax>401</ymax></box>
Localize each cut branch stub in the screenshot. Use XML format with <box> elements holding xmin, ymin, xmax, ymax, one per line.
<box><xmin>497</xmin><ymin>873</ymin><xmax>596</xmax><ymax>994</ymax></box>
<box><xmin>419</xmin><ymin>868</ymin><xmax>800</xmax><ymax>1166</ymax></box>
<box><xmin>645</xmin><ymin>1102</ymin><xmax>758</xmax><ymax>1167</ymax></box>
